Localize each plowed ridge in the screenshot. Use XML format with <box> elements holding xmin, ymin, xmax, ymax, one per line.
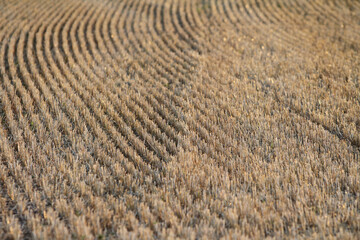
<box><xmin>0</xmin><ymin>0</ymin><xmax>359</xmax><ymax>239</ymax></box>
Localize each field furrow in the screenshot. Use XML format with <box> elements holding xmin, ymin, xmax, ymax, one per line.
<box><xmin>0</xmin><ymin>0</ymin><xmax>359</xmax><ymax>239</ymax></box>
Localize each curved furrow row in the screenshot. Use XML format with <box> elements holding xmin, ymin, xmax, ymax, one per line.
<box><xmin>116</xmin><ymin>1</ymin><xmax>238</xmax><ymax>162</ymax></box>
<box><xmin>266</xmin><ymin>0</ymin><xmax>357</xmax><ymax>49</ymax></box>
<box><xmin>257</xmin><ymin>0</ymin><xmax>315</xmax><ymax>48</ymax></box>
<box><xmin>13</xmin><ymin>0</ymin><xmax>130</xmax><ymax>212</ymax></box>
<box><xmin>57</xmin><ymin>1</ymin><xmax>179</xmax><ymax>227</ymax></box>
<box><xmin>92</xmin><ymin>2</ymin><xmax>180</xmax><ymax>157</ymax></box>
<box><xmin>97</xmin><ymin>1</ymin><xmax>180</xmax><ymax>161</ymax></box>
<box><xmin>0</xmin><ymin>0</ymin><xmax>57</xmax><ymax>196</ymax></box>
<box><xmin>16</xmin><ymin>0</ymin><xmax>116</xmax><ymax>225</ymax></box>
<box><xmin>155</xmin><ymin>0</ymin><xmax>229</xmax><ymax>64</ymax></box>
<box><xmin>186</xmin><ymin>0</ymin><xmax>360</xmax><ymax>156</ymax></box>
<box><xmin>120</xmin><ymin>0</ymin><xmax>219</xmax><ymax>158</ymax></box>
<box><xmin>93</xmin><ymin>3</ymin><xmax>360</xmax><ymax>227</ymax></box>
<box><xmin>280</xmin><ymin>0</ymin><xmax>345</xmax><ymax>46</ymax></box>
<box><xmin>0</xmin><ymin>0</ymin><xmax>29</xmax><ymax>21</ymax></box>
<box><xmin>176</xmin><ymin>0</ymin><xmax>240</xmax><ymax>62</ymax></box>
<box><xmin>22</xmin><ymin>7</ymin><xmax>126</xmax><ymax>222</ymax></box>
<box><xmin>150</xmin><ymin>1</ymin><xmax>197</xmax><ymax>75</ymax></box>
<box><xmin>60</xmin><ymin>1</ymin><xmax>191</xmax><ymax>227</ymax></box>
<box><xmin>50</xmin><ymin>2</ymin><xmax>167</xmax><ymax>173</ymax></box>
<box><xmin>0</xmin><ymin>1</ymin><xmax>74</xmax><ymax>236</ymax></box>
<box><xmin>203</xmin><ymin>0</ymin><xmax>295</xmax><ymax>55</ymax></box>
<box><xmin>62</xmin><ymin>11</ymin><xmax>198</xmax><ymax>232</ymax></box>
<box><xmin>29</xmin><ymin>0</ymin><xmax>134</xmax><ymax>202</ymax></box>
<box><xmin>170</xmin><ymin>0</ymin><xmax>225</xmax><ymax>59</ymax></box>
<box><xmin>45</xmin><ymin>1</ymin><xmax>167</xmax><ymax>189</ymax></box>
<box><xmin>0</xmin><ymin>0</ymin><xmax>43</xmax><ymax>171</ymax></box>
<box><xmin>180</xmin><ymin>0</ymin><xmax>207</xmax><ymax>47</ymax></box>
<box><xmin>267</xmin><ymin>0</ymin><xmax>316</xmax><ymax>41</ymax></box>
<box><xmin>220</xmin><ymin>0</ymin><xmax>267</xmax><ymax>43</ymax></box>
<box><xmin>191</xmin><ymin>0</ymin><xmax>359</xmax><ymax>153</ymax></box>
<box><xmin>63</xmin><ymin>1</ymin><xmax>174</xmax><ymax>164</ymax></box>
<box><xmin>111</xmin><ymin>2</ymin><xmax>186</xmax><ymax>152</ymax></box>
<box><xmin>1</xmin><ymin>0</ymin><xmax>359</xmax><ymax>238</ymax></box>
<box><xmin>187</xmin><ymin>0</ymin><xmax>244</xmax><ymax>56</ymax></box>
<box><xmin>213</xmin><ymin>0</ymin><xmax>357</xmax><ymax>56</ymax></box>
<box><xmin>111</xmin><ymin>1</ymin><xmax>193</xmax><ymax>129</ymax></box>
<box><xmin>291</xmin><ymin>0</ymin><xmax>360</xmax><ymax>43</ymax></box>
<box><xmin>28</xmin><ymin>9</ymin><xmax>161</xmax><ymax>237</ymax></box>
<box><xmin>0</xmin><ymin>0</ymin><xmax>28</xmax><ymax>32</ymax></box>
<box><xmin>140</xmin><ymin>2</ymin><xmax>198</xmax><ymax>85</ymax></box>
<box><xmin>146</xmin><ymin>0</ymin><xmax>310</xmax><ymax>169</ymax></box>
<box><xmin>308</xmin><ymin>0</ymin><xmax>360</xmax><ymax>34</ymax></box>
<box><xmin>302</xmin><ymin>0</ymin><xmax>349</xmax><ymax>31</ymax></box>
<box><xmin>122</xmin><ymin>1</ymin><xmax>193</xmax><ymax>121</ymax></box>
<box><xmin>197</xmin><ymin>0</ymin><xmax>360</xmax><ymax>150</ymax></box>
<box><xmin>30</xmin><ymin>1</ymin><xmax>172</xmax><ymax>233</ymax></box>
<box><xmin>128</xmin><ymin>1</ymin><xmax>221</xmax><ymax>116</ymax></box>
<box><xmin>80</xmin><ymin>0</ymin><xmax>233</xmax><ymax>169</ymax></box>
<box><xmin>130</xmin><ymin>0</ymin><xmax>217</xmax><ymax>82</ymax></box>
<box><xmin>185</xmin><ymin>0</ymin><xmax>210</xmax><ymax>40</ymax></box>
<box><xmin>108</xmin><ymin>1</ymin><xmax>190</xmax><ymax>138</ymax></box>
<box><xmin>98</xmin><ymin>3</ymin><xmax>184</xmax><ymax>154</ymax></box>
<box><xmin>127</xmin><ymin>1</ymin><xmax>185</xmax><ymax>84</ymax></box>
<box><xmin>228</xmin><ymin>0</ymin><xmax>311</xmax><ymax>52</ymax></box>
<box><xmin>269</xmin><ymin>1</ymin><xmax>360</xmax><ymax>97</ymax></box>
<box><xmin>170</xmin><ymin>0</ymin><xmax>203</xmax><ymax>53</ymax></box>
<box><xmin>156</xmin><ymin>0</ymin><xmax>198</xmax><ymax>68</ymax></box>
<box><xmin>181</xmin><ymin>0</ymin><xmax>230</xmax><ymax>57</ymax></box>
<box><xmin>151</xmin><ymin>1</ymin><xmax>261</xmax><ymax>163</ymax></box>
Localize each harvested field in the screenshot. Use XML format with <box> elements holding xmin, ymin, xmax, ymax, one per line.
<box><xmin>0</xmin><ymin>0</ymin><xmax>359</xmax><ymax>239</ymax></box>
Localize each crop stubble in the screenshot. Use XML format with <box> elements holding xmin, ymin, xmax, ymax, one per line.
<box><xmin>0</xmin><ymin>0</ymin><xmax>359</xmax><ymax>239</ymax></box>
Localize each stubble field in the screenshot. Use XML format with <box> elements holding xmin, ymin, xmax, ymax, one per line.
<box><xmin>0</xmin><ymin>0</ymin><xmax>359</xmax><ymax>239</ymax></box>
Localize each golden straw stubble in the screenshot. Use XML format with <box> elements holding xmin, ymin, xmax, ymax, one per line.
<box><xmin>0</xmin><ymin>0</ymin><xmax>359</xmax><ymax>239</ymax></box>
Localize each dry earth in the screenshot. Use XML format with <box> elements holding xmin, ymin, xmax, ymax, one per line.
<box><xmin>0</xmin><ymin>0</ymin><xmax>360</xmax><ymax>239</ymax></box>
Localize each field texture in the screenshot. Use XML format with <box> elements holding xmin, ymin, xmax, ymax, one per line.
<box><xmin>0</xmin><ymin>0</ymin><xmax>360</xmax><ymax>239</ymax></box>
